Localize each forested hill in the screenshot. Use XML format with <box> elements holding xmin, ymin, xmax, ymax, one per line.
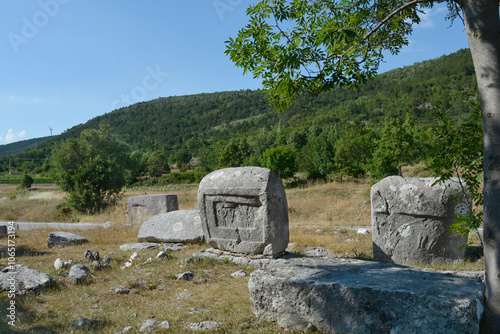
<box><xmin>3</xmin><ymin>48</ymin><xmax>476</xmax><ymax>173</ymax></box>
<box><xmin>0</xmin><ymin>136</ymin><xmax>50</xmax><ymax>156</ymax></box>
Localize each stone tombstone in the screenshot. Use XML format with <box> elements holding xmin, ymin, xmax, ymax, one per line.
<box><xmin>137</xmin><ymin>210</ymin><xmax>204</xmax><ymax>243</ymax></box>
<box><xmin>371</xmin><ymin>176</ymin><xmax>470</xmax><ymax>265</ymax></box>
<box><xmin>198</xmin><ymin>167</ymin><xmax>289</xmax><ymax>258</ymax></box>
<box><xmin>127</xmin><ymin>194</ymin><xmax>178</xmax><ymax>227</ymax></box>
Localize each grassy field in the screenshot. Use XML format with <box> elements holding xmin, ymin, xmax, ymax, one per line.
<box><xmin>0</xmin><ymin>175</ymin><xmax>484</xmax><ymax>333</ymax></box>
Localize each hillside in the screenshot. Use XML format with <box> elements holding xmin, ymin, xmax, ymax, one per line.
<box><xmin>1</xmin><ymin>48</ymin><xmax>476</xmax><ymax>175</ymax></box>
<box><xmin>0</xmin><ymin>136</ymin><xmax>51</xmax><ymax>157</ymax></box>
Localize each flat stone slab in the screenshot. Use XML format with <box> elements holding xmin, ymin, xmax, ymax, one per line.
<box><xmin>137</xmin><ymin>210</ymin><xmax>204</xmax><ymax>243</ymax></box>
<box><xmin>47</xmin><ymin>232</ymin><xmax>88</xmax><ymax>248</ymax></box>
<box><xmin>249</xmin><ymin>257</ymin><xmax>484</xmax><ymax>334</ymax></box>
<box><xmin>119</xmin><ymin>243</ymin><xmax>160</xmax><ymax>251</ymax></box>
<box><xmin>0</xmin><ymin>264</ymin><xmax>55</xmax><ymax>295</ymax></box>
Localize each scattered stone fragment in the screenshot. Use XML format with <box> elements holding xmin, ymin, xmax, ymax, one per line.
<box><xmin>102</xmin><ymin>255</ymin><xmax>113</xmax><ymax>264</ymax></box>
<box><xmin>80</xmin><ymin>293</ymin><xmax>91</xmax><ymax>301</ymax></box>
<box><xmin>119</xmin><ymin>243</ymin><xmax>159</xmax><ymax>251</ymax></box>
<box><xmin>121</xmin><ymin>252</ymin><xmax>142</xmax><ymax>269</ymax></box>
<box><xmin>130</xmin><ymin>313</ymin><xmax>139</xmax><ymax>318</ymax></box>
<box><xmin>305</xmin><ymin>248</ymin><xmax>329</xmax><ymax>257</ymax></box>
<box><xmin>118</xmin><ymin>326</ymin><xmax>134</xmax><ymax>334</ymax></box>
<box><xmin>231</xmin><ymin>270</ymin><xmax>247</xmax><ymax>278</ymax></box>
<box><xmin>54</xmin><ymin>258</ymin><xmax>73</xmax><ymax>270</ymax></box>
<box><xmin>189</xmin><ymin>307</ymin><xmax>207</xmax><ymax>314</ymax></box>
<box><xmin>198</xmin><ymin>167</ymin><xmax>289</xmax><ymax>257</ymax></box>
<box><xmin>70</xmin><ymin>318</ymin><xmax>99</xmax><ymax>331</ymax></box>
<box><xmin>47</xmin><ymin>231</ymin><xmax>88</xmax><ymax>248</ymax></box>
<box><xmin>162</xmin><ymin>243</ymin><xmax>184</xmax><ymax>252</ymax></box>
<box><xmin>187</xmin><ymin>321</ymin><xmax>223</xmax><ymax>331</ymax></box>
<box><xmin>113</xmin><ymin>286</ymin><xmax>131</xmax><ymax>294</ymax></box>
<box><xmin>315</xmin><ymin>229</ymin><xmax>327</xmax><ymax>234</ymax></box>
<box><xmin>357</xmin><ymin>228</ymin><xmax>370</xmax><ymax>235</ymax></box>
<box><xmin>156</xmin><ymin>250</ymin><xmax>169</xmax><ymax>259</ymax></box>
<box><xmin>92</xmin><ymin>304</ymin><xmax>99</xmax><ymax>309</ymax></box>
<box><xmin>0</xmin><ymin>264</ymin><xmax>55</xmax><ymax>295</ymax></box>
<box><xmin>177</xmin><ymin>292</ymin><xmax>192</xmax><ymax>300</ymax></box>
<box><xmin>158</xmin><ymin>321</ymin><xmax>170</xmax><ymax>329</ymax></box>
<box><xmin>139</xmin><ymin>319</ymin><xmax>159</xmax><ymax>333</ymax></box>
<box><xmin>127</xmin><ymin>194</ymin><xmax>179</xmax><ymax>227</ymax></box>
<box><xmin>0</xmin><ymin>225</ymin><xmax>7</xmax><ymax>238</ymax></box>
<box><xmin>68</xmin><ymin>265</ymin><xmax>92</xmax><ymax>285</ymax></box>
<box><xmin>84</xmin><ymin>250</ymin><xmax>100</xmax><ymax>261</ymax></box>
<box><xmin>249</xmin><ymin>257</ymin><xmax>484</xmax><ymax>334</ymax></box>
<box><xmin>177</xmin><ymin>271</ymin><xmax>194</xmax><ymax>281</ymax></box>
<box><xmin>92</xmin><ymin>261</ymin><xmax>111</xmax><ymax>271</ymax></box>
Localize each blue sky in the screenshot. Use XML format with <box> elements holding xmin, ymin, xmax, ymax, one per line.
<box><xmin>0</xmin><ymin>1</ymin><xmax>469</xmax><ymax>144</ymax></box>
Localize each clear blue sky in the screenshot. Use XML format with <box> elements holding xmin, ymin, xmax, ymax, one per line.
<box><xmin>0</xmin><ymin>1</ymin><xmax>469</xmax><ymax>144</ymax></box>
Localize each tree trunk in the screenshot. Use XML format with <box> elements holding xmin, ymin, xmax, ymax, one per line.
<box><xmin>458</xmin><ymin>0</ymin><xmax>500</xmax><ymax>331</ymax></box>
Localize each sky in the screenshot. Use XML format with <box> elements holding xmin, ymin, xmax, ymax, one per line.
<box><xmin>0</xmin><ymin>1</ymin><xmax>470</xmax><ymax>145</ymax></box>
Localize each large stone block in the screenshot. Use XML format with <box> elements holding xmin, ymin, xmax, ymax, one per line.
<box><xmin>47</xmin><ymin>232</ymin><xmax>88</xmax><ymax>248</ymax></box>
<box><xmin>249</xmin><ymin>257</ymin><xmax>484</xmax><ymax>334</ymax></box>
<box><xmin>0</xmin><ymin>264</ymin><xmax>55</xmax><ymax>295</ymax></box>
<box><xmin>137</xmin><ymin>210</ymin><xmax>204</xmax><ymax>243</ymax></box>
<box><xmin>127</xmin><ymin>194</ymin><xmax>178</xmax><ymax>227</ymax></box>
<box><xmin>371</xmin><ymin>176</ymin><xmax>469</xmax><ymax>264</ymax></box>
<box><xmin>198</xmin><ymin>167</ymin><xmax>289</xmax><ymax>257</ymax></box>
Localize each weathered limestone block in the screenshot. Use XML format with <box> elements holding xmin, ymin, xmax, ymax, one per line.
<box><xmin>371</xmin><ymin>176</ymin><xmax>470</xmax><ymax>264</ymax></box>
<box><xmin>0</xmin><ymin>264</ymin><xmax>55</xmax><ymax>295</ymax></box>
<box><xmin>249</xmin><ymin>257</ymin><xmax>484</xmax><ymax>334</ymax></box>
<box><xmin>47</xmin><ymin>232</ymin><xmax>88</xmax><ymax>248</ymax></box>
<box><xmin>198</xmin><ymin>167</ymin><xmax>289</xmax><ymax>258</ymax></box>
<box><xmin>137</xmin><ymin>210</ymin><xmax>204</xmax><ymax>243</ymax></box>
<box><xmin>127</xmin><ymin>194</ymin><xmax>178</xmax><ymax>227</ymax></box>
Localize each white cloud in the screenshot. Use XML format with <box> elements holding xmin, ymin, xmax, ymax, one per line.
<box><xmin>0</xmin><ymin>129</ymin><xmax>27</xmax><ymax>144</ymax></box>
<box><xmin>416</xmin><ymin>5</ymin><xmax>446</xmax><ymax>29</ymax></box>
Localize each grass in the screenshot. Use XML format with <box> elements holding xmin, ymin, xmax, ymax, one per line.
<box><xmin>0</xmin><ymin>174</ymin><xmax>485</xmax><ymax>333</ymax></box>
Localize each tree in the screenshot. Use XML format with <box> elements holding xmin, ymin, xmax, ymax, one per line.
<box><xmin>261</xmin><ymin>145</ymin><xmax>298</xmax><ymax>179</ymax></box>
<box><xmin>147</xmin><ymin>150</ymin><xmax>170</xmax><ymax>177</ymax></box>
<box><xmin>18</xmin><ymin>174</ymin><xmax>34</xmax><ymax>190</ymax></box>
<box><xmin>226</xmin><ymin>0</ymin><xmax>500</xmax><ymax>328</ymax></box>
<box><xmin>51</xmin><ymin>124</ymin><xmax>130</xmax><ymax>212</ymax></box>
<box><xmin>369</xmin><ymin>114</ymin><xmax>418</xmax><ymax>180</ymax></box>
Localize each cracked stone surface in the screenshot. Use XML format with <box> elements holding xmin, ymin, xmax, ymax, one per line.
<box><xmin>371</xmin><ymin>176</ymin><xmax>469</xmax><ymax>265</ymax></box>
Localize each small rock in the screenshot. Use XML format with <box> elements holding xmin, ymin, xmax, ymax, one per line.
<box><xmin>357</xmin><ymin>228</ymin><xmax>370</xmax><ymax>235</ymax></box>
<box><xmin>156</xmin><ymin>250</ymin><xmax>169</xmax><ymax>259</ymax></box>
<box><xmin>84</xmin><ymin>250</ymin><xmax>100</xmax><ymax>261</ymax></box>
<box><xmin>306</xmin><ymin>248</ymin><xmax>329</xmax><ymax>257</ymax></box>
<box><xmin>118</xmin><ymin>326</ymin><xmax>134</xmax><ymax>334</ymax></box>
<box><xmin>92</xmin><ymin>261</ymin><xmax>111</xmax><ymax>271</ymax></box>
<box><xmin>71</xmin><ymin>317</ymin><xmax>96</xmax><ymax>331</ymax></box>
<box><xmin>92</xmin><ymin>304</ymin><xmax>99</xmax><ymax>309</ymax></box>
<box><xmin>69</xmin><ymin>265</ymin><xmax>92</xmax><ymax>285</ymax></box>
<box><xmin>316</xmin><ymin>229</ymin><xmax>327</xmax><ymax>234</ymax></box>
<box><xmin>140</xmin><ymin>319</ymin><xmax>159</xmax><ymax>333</ymax></box>
<box><xmin>163</xmin><ymin>243</ymin><xmax>184</xmax><ymax>252</ymax></box>
<box><xmin>102</xmin><ymin>255</ymin><xmax>113</xmax><ymax>264</ymax></box>
<box><xmin>119</xmin><ymin>243</ymin><xmax>159</xmax><ymax>251</ymax></box>
<box><xmin>177</xmin><ymin>292</ymin><xmax>192</xmax><ymax>300</ymax></box>
<box><xmin>187</xmin><ymin>321</ymin><xmax>222</xmax><ymax>331</ymax></box>
<box><xmin>177</xmin><ymin>271</ymin><xmax>194</xmax><ymax>281</ymax></box>
<box><xmin>231</xmin><ymin>270</ymin><xmax>247</xmax><ymax>278</ymax></box>
<box><xmin>189</xmin><ymin>307</ymin><xmax>207</xmax><ymax>314</ymax></box>
<box><xmin>130</xmin><ymin>313</ymin><xmax>139</xmax><ymax>318</ymax></box>
<box><xmin>113</xmin><ymin>286</ymin><xmax>131</xmax><ymax>294</ymax></box>
<box><xmin>80</xmin><ymin>293</ymin><xmax>91</xmax><ymax>301</ymax></box>
<box><xmin>54</xmin><ymin>258</ymin><xmax>73</xmax><ymax>270</ymax></box>
<box><xmin>158</xmin><ymin>321</ymin><xmax>170</xmax><ymax>329</ymax></box>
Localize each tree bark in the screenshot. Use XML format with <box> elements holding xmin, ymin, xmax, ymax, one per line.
<box><xmin>458</xmin><ymin>0</ymin><xmax>500</xmax><ymax>331</ymax></box>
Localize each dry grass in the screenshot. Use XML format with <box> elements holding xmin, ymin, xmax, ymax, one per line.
<box><xmin>0</xmin><ymin>176</ymin><xmax>485</xmax><ymax>333</ymax></box>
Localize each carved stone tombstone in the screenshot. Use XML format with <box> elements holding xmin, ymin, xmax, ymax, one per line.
<box><xmin>127</xmin><ymin>194</ymin><xmax>178</xmax><ymax>227</ymax></box>
<box><xmin>371</xmin><ymin>176</ymin><xmax>470</xmax><ymax>265</ymax></box>
<box><xmin>198</xmin><ymin>167</ymin><xmax>289</xmax><ymax>258</ymax></box>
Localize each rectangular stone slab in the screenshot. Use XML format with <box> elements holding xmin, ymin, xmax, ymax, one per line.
<box><xmin>249</xmin><ymin>257</ymin><xmax>484</xmax><ymax>334</ymax></box>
